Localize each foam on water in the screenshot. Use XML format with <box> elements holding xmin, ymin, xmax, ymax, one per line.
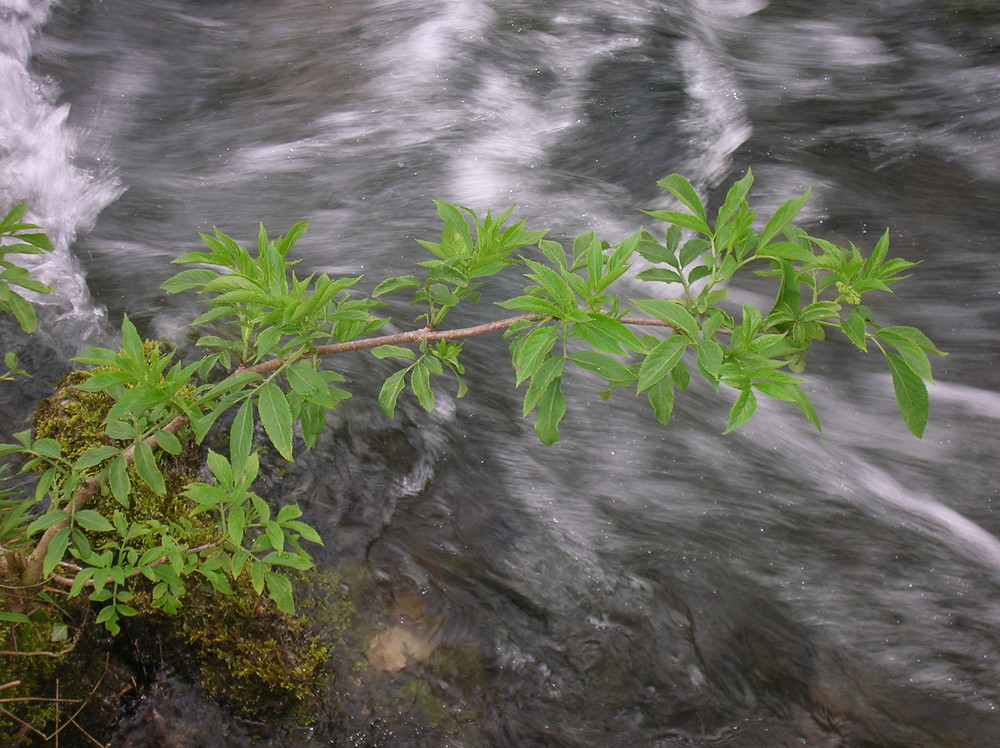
<box><xmin>0</xmin><ymin>0</ymin><xmax>121</xmax><ymax>339</ymax></box>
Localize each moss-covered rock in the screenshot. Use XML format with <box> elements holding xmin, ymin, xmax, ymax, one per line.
<box><xmin>31</xmin><ymin>363</ymin><xmax>206</xmax><ymax>550</ymax></box>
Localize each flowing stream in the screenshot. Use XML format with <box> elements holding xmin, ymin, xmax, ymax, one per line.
<box><xmin>2</xmin><ymin>0</ymin><xmax>1000</xmax><ymax>745</ymax></box>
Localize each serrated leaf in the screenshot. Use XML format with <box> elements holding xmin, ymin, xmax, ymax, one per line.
<box><xmin>74</xmin><ymin>509</ymin><xmax>114</xmax><ymax>533</ymax></box>
<box><xmin>636</xmin><ymin>268</ymin><xmax>685</xmax><ymax>285</ymax></box>
<box><xmin>754</xmin><ymin>242</ymin><xmax>816</xmax><ymax>264</ymax></box>
<box><xmin>410</xmin><ymin>362</ymin><xmax>435</xmax><ymax>412</ymax></box>
<box><xmin>841</xmin><ymin>309</ymin><xmax>868</xmax><ymax>350</ymax></box>
<box><xmin>643</xmin><ymin>210</ymin><xmax>711</xmax><ymax>236</ymax></box>
<box><xmin>569</xmin><ymin>350</ymin><xmax>633</xmax><ymax>383</ymax></box>
<box><xmin>522</xmin><ymin>356</ymin><xmax>565</xmax><ymax>416</ymax></box>
<box><xmin>257</xmin><ymin>382</ymin><xmax>294</xmax><ymax>461</ymax></box>
<box><xmin>637</xmin><ymin>335</ymin><xmax>688</xmax><ymax>393</ymax></box>
<box><xmin>133</xmin><ymin>441</ymin><xmax>166</xmax><ymax>495</ymax></box>
<box><xmin>512</xmin><ymin>325</ymin><xmax>559</xmax><ymax>386</ymax></box>
<box><xmin>228</xmin><ymin>506</ymin><xmax>246</xmax><ymax>546</ymax></box>
<box><xmin>630</xmin><ymin>298</ymin><xmax>698</xmax><ymax>339</ymax></box>
<box><xmin>155</xmin><ymin>429</ymin><xmax>183</xmax><ymax>455</ymax></box>
<box><xmin>724</xmin><ymin>388</ymin><xmax>757</xmax><ymax>433</ymax></box>
<box><xmin>30</xmin><ymin>438</ymin><xmax>62</xmax><ymax>460</ymax></box>
<box><xmin>656</xmin><ymin>174</ymin><xmax>707</xmax><ymax>222</ymax></box>
<box><xmin>108</xmin><ymin>456</ymin><xmax>131</xmax><ymax>507</ymax></box>
<box><xmin>73</xmin><ymin>445</ymin><xmax>120</xmax><ymax>471</ymax></box>
<box><xmin>378</xmin><ymin>369</ymin><xmax>407</xmax><ymax>419</ymax></box>
<box><xmin>697</xmin><ymin>339</ymin><xmax>724</xmax><ymax>383</ymax></box>
<box><xmin>265</xmin><ymin>571</ymin><xmax>296</xmax><ymax>614</ymax></box>
<box><xmin>43</xmin><ymin>526</ymin><xmax>71</xmax><ymax>579</ymax></box>
<box><xmin>161</xmin><ymin>268</ymin><xmax>219</xmax><ymax>293</ymax></box>
<box><xmin>885</xmin><ymin>352</ymin><xmax>928</xmax><ymax>437</ymax></box>
<box><xmin>26</xmin><ymin>510</ymin><xmax>69</xmax><ymax>537</ymax></box>
<box><xmin>230</xmin><ymin>398</ymin><xmax>254</xmax><ymax>470</ymax></box>
<box><xmin>534</xmin><ymin>377</ymin><xmax>566</xmax><ymax>445</ymax></box>
<box><xmin>575</xmin><ymin>316</ymin><xmax>640</xmax><ymax>355</ymax></box>
<box><xmin>715</xmin><ymin>169</ymin><xmax>754</xmax><ymax>228</ymax></box>
<box><xmin>497</xmin><ymin>295</ymin><xmax>561</xmax><ymax>317</ymax></box>
<box><xmin>757</xmin><ymin>189</ymin><xmax>810</xmax><ymax>249</ymax></box>
<box><xmin>371</xmin><ymin>345</ymin><xmax>417</xmax><ymax>361</ymax></box>
<box><xmin>284</xmin><ymin>520</ymin><xmax>323</xmax><ymax>545</ymax></box>
<box><xmin>877</xmin><ymin>328</ymin><xmax>934</xmax><ymax>382</ymax></box>
<box><xmin>373</xmin><ymin>275</ymin><xmax>422</xmax><ymax>297</ymax></box>
<box><xmin>647</xmin><ymin>376</ymin><xmax>675</xmax><ymax>427</ymax></box>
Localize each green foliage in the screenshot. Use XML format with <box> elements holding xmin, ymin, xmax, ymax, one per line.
<box><xmin>0</xmin><ymin>171</ymin><xmax>941</xmax><ymax>652</ymax></box>
<box><xmin>0</xmin><ymin>204</ymin><xmax>54</xmax><ymax>385</ymax></box>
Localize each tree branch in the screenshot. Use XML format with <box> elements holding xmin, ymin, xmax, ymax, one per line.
<box><xmin>20</xmin><ymin>313</ymin><xmax>687</xmax><ymax>586</ymax></box>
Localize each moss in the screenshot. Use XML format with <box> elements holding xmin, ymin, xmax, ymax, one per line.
<box><xmin>31</xmin><ymin>358</ymin><xmax>208</xmax><ymax>551</ymax></box>
<box><xmin>164</xmin><ymin>570</ymin><xmax>353</xmax><ymax>723</ymax></box>
<box><xmin>0</xmin><ymin>621</ymin><xmax>62</xmax><ymax>743</ymax></box>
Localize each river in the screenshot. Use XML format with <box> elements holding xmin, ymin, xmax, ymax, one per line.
<box><xmin>2</xmin><ymin>0</ymin><xmax>999</xmax><ymax>745</ymax></box>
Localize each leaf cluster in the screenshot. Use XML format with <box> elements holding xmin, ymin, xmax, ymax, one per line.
<box><xmin>0</xmin><ymin>172</ymin><xmax>942</xmax><ymax>637</ymax></box>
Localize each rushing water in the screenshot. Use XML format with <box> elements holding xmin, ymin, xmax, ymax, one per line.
<box><xmin>3</xmin><ymin>0</ymin><xmax>1000</xmax><ymax>745</ymax></box>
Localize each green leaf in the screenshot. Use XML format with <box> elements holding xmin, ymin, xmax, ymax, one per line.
<box><xmin>230</xmin><ymin>398</ymin><xmax>254</xmax><ymax>469</ymax></box>
<box><xmin>877</xmin><ymin>328</ymin><xmax>934</xmax><ymax>382</ymax></box>
<box><xmin>630</xmin><ymin>298</ymin><xmax>698</xmax><ymax>339</ymax></box>
<box><xmin>371</xmin><ymin>345</ymin><xmax>417</xmax><ymax>361</ymax></box>
<box><xmin>656</xmin><ymin>174</ymin><xmax>707</xmax><ymax>222</ymax></box>
<box><xmin>155</xmin><ymin>429</ymin><xmax>183</xmax><ymax>456</ymax></box>
<box><xmin>878</xmin><ymin>325</ymin><xmax>945</xmax><ymax>356</ymax></box>
<box><xmin>257</xmin><ymin>382</ymin><xmax>294</xmax><ymax>461</ymax></box>
<box><xmin>133</xmin><ymin>441</ymin><xmax>166</xmax><ymax>495</ymax></box>
<box><xmin>265</xmin><ymin>571</ymin><xmax>296</xmax><ymax>614</ymax></box>
<box><xmin>523</xmin><ymin>258</ymin><xmax>576</xmax><ymax>311</ymax></box>
<box><xmin>120</xmin><ymin>313</ymin><xmax>145</xmax><ymax>367</ymax></box>
<box><xmin>569</xmin><ymin>350</ymin><xmax>633</xmax><ymax>384</ymax></box>
<box><xmin>108</xmin><ymin>456</ymin><xmax>131</xmax><ymax>507</ymax></box>
<box><xmin>43</xmin><ymin>526</ymin><xmax>71</xmax><ymax>579</ymax></box>
<box><xmin>642</xmin><ymin>210</ymin><xmax>711</xmax><ymax>237</ymax></box>
<box><xmin>410</xmin><ymin>362</ymin><xmax>435</xmax><ymax>412</ymax></box>
<box><xmin>373</xmin><ymin>275</ymin><xmax>422</xmax><ymax>297</ymax></box>
<box><xmin>73</xmin><ymin>445</ymin><xmax>120</xmax><ymax>471</ymax></box>
<box><xmin>228</xmin><ymin>506</ymin><xmax>246</xmax><ymax>546</ymax></box>
<box><xmin>754</xmin><ymin>242</ymin><xmax>816</xmax><ymax>264</ymax></box>
<box><xmin>635</xmin><ymin>238</ymin><xmax>678</xmax><ymax>267</ymax></box>
<box><xmin>534</xmin><ymin>377</ymin><xmax>566</xmax><ymax>445</ymax></box>
<box><xmin>74</xmin><ymin>509</ymin><xmax>114</xmax><ymax>533</ymax></box>
<box><xmin>512</xmin><ymin>325</ymin><xmax>559</xmax><ymax>386</ymax></box>
<box><xmin>637</xmin><ymin>335</ymin><xmax>688</xmax><ymax>393</ymax></box>
<box><xmin>715</xmin><ymin>169</ymin><xmax>754</xmax><ymax>228</ymax></box>
<box><xmin>497</xmin><ymin>295</ymin><xmax>561</xmax><ymax>317</ymax></box>
<box><xmin>285</xmin><ymin>519</ymin><xmax>322</xmax><ymax>545</ymax></box>
<box><xmin>884</xmin><ymin>352</ymin><xmax>928</xmax><ymax>437</ymax></box>
<box><xmin>522</xmin><ymin>356</ymin><xmax>565</xmax><ymax>416</ymax></box>
<box><xmin>635</xmin><ymin>268</ymin><xmax>685</xmax><ymax>285</ymax></box>
<box><xmin>724</xmin><ymin>388</ymin><xmax>757</xmax><ymax>433</ymax></box>
<box><xmin>646</xmin><ymin>376</ymin><xmax>675</xmax><ymax>427</ymax></box>
<box><xmin>575</xmin><ymin>316</ymin><xmax>644</xmax><ymax>355</ymax></box>
<box><xmin>697</xmin><ymin>339</ymin><xmax>724</xmax><ymax>384</ymax></box>
<box><xmin>757</xmin><ymin>189</ymin><xmax>810</xmax><ymax>249</ymax></box>
<box><xmin>161</xmin><ymin>268</ymin><xmax>219</xmax><ymax>293</ymax></box>
<box><xmin>7</xmin><ymin>292</ymin><xmax>37</xmax><ymax>333</ymax></box>
<box><xmin>841</xmin><ymin>309</ymin><xmax>868</xmax><ymax>350</ymax></box>
<box><xmin>29</xmin><ymin>438</ymin><xmax>62</xmax><ymax>460</ymax></box>
<box><xmin>26</xmin><ymin>510</ymin><xmax>68</xmax><ymax>537</ymax></box>
<box><xmin>378</xmin><ymin>369</ymin><xmax>407</xmax><ymax>419</ymax></box>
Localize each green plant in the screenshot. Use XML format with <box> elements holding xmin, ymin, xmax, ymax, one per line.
<box><xmin>0</xmin><ymin>204</ymin><xmax>53</xmax><ymax>383</ymax></box>
<box><xmin>0</xmin><ymin>171</ymin><xmax>941</xmax><ymax>640</ymax></box>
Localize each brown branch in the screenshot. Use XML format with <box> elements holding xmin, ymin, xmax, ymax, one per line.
<box><xmin>243</xmin><ymin>313</ymin><xmax>691</xmax><ymax>375</ymax></box>
<box><xmin>20</xmin><ymin>311</ymin><xmax>690</xmax><ymax>587</ymax></box>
